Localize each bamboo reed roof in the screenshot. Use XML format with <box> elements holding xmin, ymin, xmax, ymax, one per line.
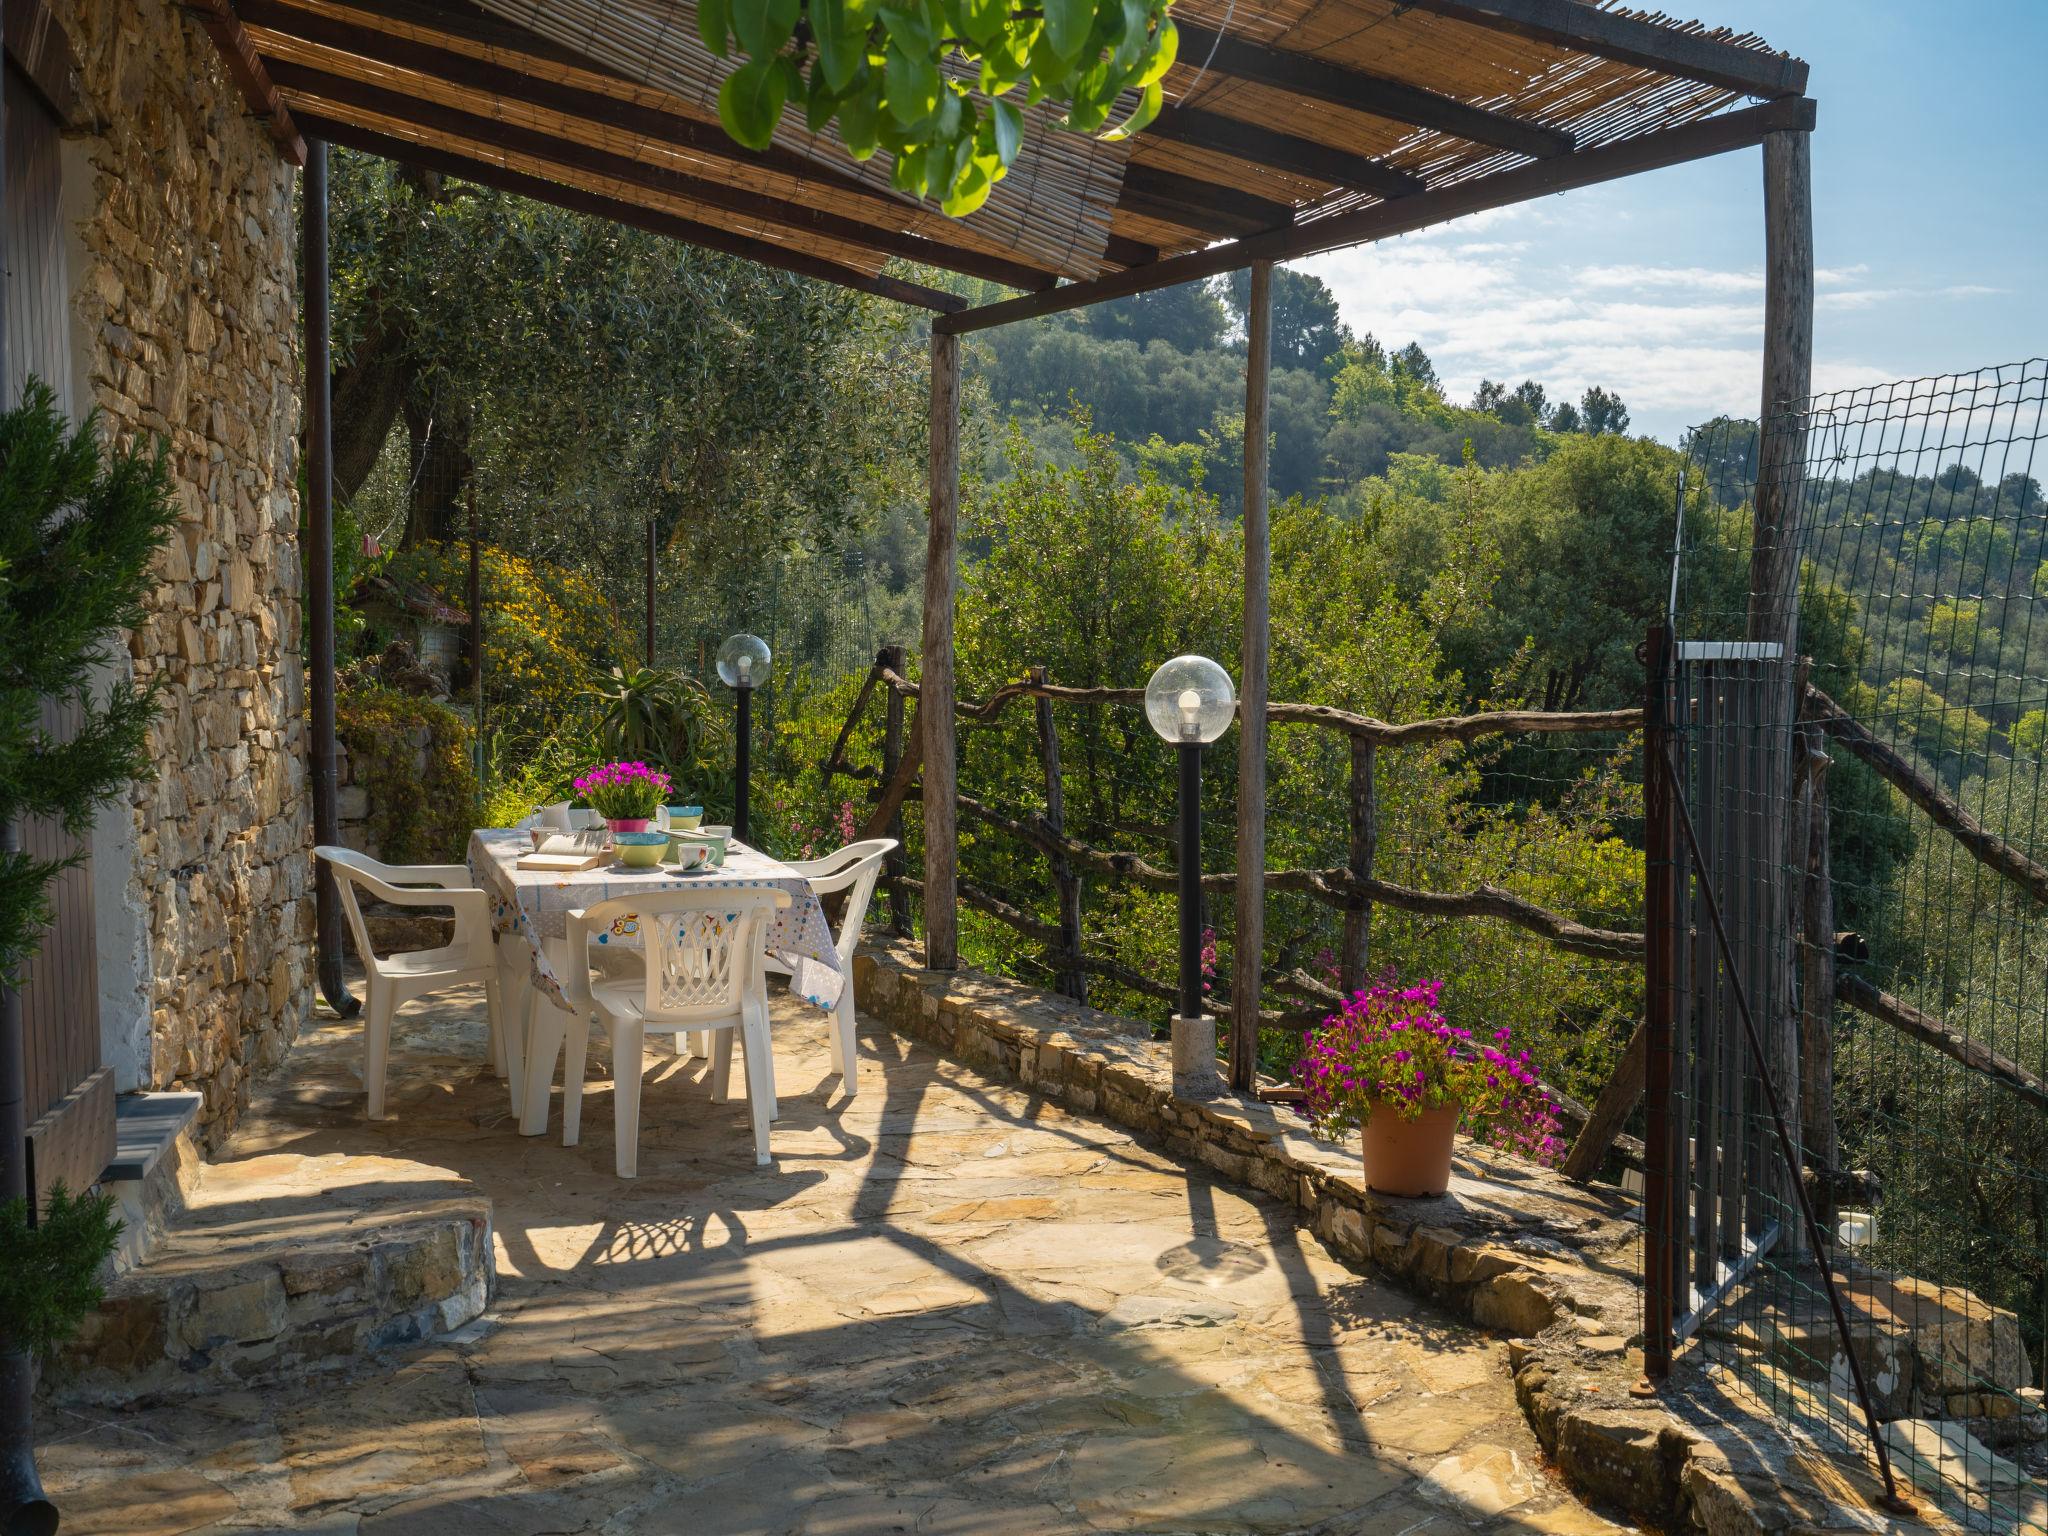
<box><xmin>211</xmin><ymin>0</ymin><xmax>1810</xmax><ymax>317</ymax></box>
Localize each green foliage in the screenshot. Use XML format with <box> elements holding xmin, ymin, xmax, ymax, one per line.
<box><xmin>335</xmin><ymin>687</ymin><xmax>478</xmax><ymax>864</ymax></box>
<box><xmin>928</xmin><ymin>408</ymin><xmax>1641</xmax><ymax>1102</ymax></box>
<box><xmin>700</xmin><ymin>0</ymin><xmax>1176</xmax><ymax>214</ymax></box>
<box><xmin>1876</xmin><ymin>676</ymin><xmax>1995</xmax><ymax>782</ymax></box>
<box><xmin>0</xmin><ymin>1185</ymin><xmax>122</xmax><ymax>1355</ymax></box>
<box><xmin>330</xmin><ymin>151</ymin><xmax>925</xmax><ymax>675</ymax></box>
<box><xmin>590</xmin><ymin>666</ymin><xmax>731</xmax><ymax>807</ymax></box>
<box><xmin>2013</xmin><ymin>708</ymin><xmax>2046</xmax><ymax>758</ymax></box>
<box><xmin>372</xmin><ymin>542</ymin><xmax>625</xmax><ymax>748</ymax></box>
<box><xmin>0</xmin><ymin>383</ymin><xmax>179</xmax><ymax>986</ymax></box>
<box><xmin>480</xmin><ymin>721</ymin><xmax>605</xmax><ymax>829</ymax></box>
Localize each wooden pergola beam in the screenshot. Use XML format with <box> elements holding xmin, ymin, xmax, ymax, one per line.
<box><xmin>242</xmin><ymin>0</ymin><xmax>1060</xmax><ymax>291</ymax></box>
<box><xmin>1397</xmin><ymin>0</ymin><xmax>1808</xmax><ymax>99</ymax></box>
<box><xmin>938</xmin><ymin>95</ymin><xmax>1815</xmax><ymax>335</ymax></box>
<box><xmin>1148</xmin><ymin>107</ymin><xmax>1425</xmax><ymax>200</ymax></box>
<box><xmin>1119</xmin><ymin>164</ymin><xmax>1295</xmax><ymax>240</ymax></box>
<box><xmin>272</xmin><ymin>60</ymin><xmax>1057</xmax><ymax>291</ymax></box>
<box><xmin>293</xmin><ymin>112</ymin><xmax>966</xmax><ymax>312</ymax></box>
<box><xmin>183</xmin><ymin>0</ymin><xmax>307</xmax><ymax>164</ymax></box>
<box><xmin>1174</xmin><ymin>23</ymin><xmax>1573</xmax><ymax>159</ymax></box>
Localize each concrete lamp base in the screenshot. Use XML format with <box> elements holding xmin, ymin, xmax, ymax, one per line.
<box><xmin>1171</xmin><ymin>1014</ymin><xmax>1224</xmax><ymax>1099</ymax></box>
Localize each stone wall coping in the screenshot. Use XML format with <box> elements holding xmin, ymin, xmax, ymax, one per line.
<box><xmin>854</xmin><ymin>941</ymin><xmax>1931</xmax><ymax>1534</ymax></box>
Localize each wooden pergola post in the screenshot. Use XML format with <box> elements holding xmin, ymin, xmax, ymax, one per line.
<box><xmin>1231</xmin><ymin>260</ymin><xmax>1274</xmax><ymax>1091</ymax></box>
<box><xmin>921</xmin><ymin>328</ymin><xmax>961</xmax><ymax>971</ymax></box>
<box><xmin>1752</xmin><ymin>124</ymin><xmax>1813</xmax><ymax>1227</ymax></box>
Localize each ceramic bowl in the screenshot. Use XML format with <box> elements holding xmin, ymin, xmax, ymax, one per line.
<box><xmin>613</xmin><ymin>830</ymin><xmax>668</xmax><ymax>868</ymax></box>
<box><xmin>667</xmin><ymin>805</ymin><xmax>703</xmax><ymax>831</ymax></box>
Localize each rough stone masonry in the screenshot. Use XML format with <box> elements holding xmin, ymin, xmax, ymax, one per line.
<box><xmin>57</xmin><ymin>0</ymin><xmax>312</xmax><ymax>1147</ymax></box>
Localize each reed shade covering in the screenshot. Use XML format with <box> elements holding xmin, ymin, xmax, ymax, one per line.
<box><xmin>226</xmin><ymin>0</ymin><xmax>1804</xmax><ymax>303</ymax></box>
<box><xmin>471</xmin><ymin>0</ymin><xmax>1126</xmax><ymax>279</ymax></box>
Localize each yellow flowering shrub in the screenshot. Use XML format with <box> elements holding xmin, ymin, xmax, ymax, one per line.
<box><xmin>378</xmin><ymin>542</ymin><xmax>627</xmax><ymax>743</ymax></box>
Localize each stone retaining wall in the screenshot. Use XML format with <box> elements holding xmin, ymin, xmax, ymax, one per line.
<box><xmin>56</xmin><ymin>0</ymin><xmax>312</xmax><ymax>1145</ymax></box>
<box><xmin>854</xmin><ymin>941</ymin><xmax>1933</xmax><ymax>1534</ymax></box>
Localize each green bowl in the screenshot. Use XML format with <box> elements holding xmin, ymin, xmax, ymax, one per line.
<box><xmin>614</xmin><ymin>832</ymin><xmax>668</xmax><ymax>868</ymax></box>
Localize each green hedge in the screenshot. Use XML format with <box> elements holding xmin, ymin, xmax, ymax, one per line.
<box><xmin>337</xmin><ymin>686</ymin><xmax>477</xmax><ymax>864</ymax></box>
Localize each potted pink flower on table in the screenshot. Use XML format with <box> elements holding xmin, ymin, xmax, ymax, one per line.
<box><xmin>574</xmin><ymin>761</ymin><xmax>673</xmax><ymax>835</ymax></box>
<box><xmin>1294</xmin><ymin>977</ymin><xmax>1559</xmax><ymax>1197</ymax></box>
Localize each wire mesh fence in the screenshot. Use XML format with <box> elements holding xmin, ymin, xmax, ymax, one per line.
<box><xmin>1661</xmin><ymin>361</ymin><xmax>2048</xmax><ymax>1529</ymax></box>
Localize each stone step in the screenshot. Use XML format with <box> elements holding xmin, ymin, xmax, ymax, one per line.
<box><xmin>49</xmin><ymin>1150</ymin><xmax>493</xmax><ymax>1405</ymax></box>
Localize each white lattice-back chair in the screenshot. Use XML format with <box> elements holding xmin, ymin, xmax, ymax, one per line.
<box><xmin>315</xmin><ymin>846</ymin><xmax>505</xmax><ymax>1120</ymax></box>
<box><xmin>762</xmin><ymin>838</ymin><xmax>896</xmax><ymax>1094</ymax></box>
<box><xmin>554</xmin><ymin>888</ymin><xmax>791</xmax><ymax>1175</ymax></box>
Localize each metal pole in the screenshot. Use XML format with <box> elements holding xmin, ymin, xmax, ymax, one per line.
<box><xmin>1637</xmin><ymin>623</ymin><xmax>1678</xmax><ymax>1387</ymax></box>
<box><xmin>304</xmin><ymin>139</ymin><xmax>356</xmax><ymax>1018</ymax></box>
<box><xmin>734</xmin><ymin>685</ymin><xmax>752</xmax><ymax>845</ymax></box>
<box><xmin>1178</xmin><ymin>741</ymin><xmax>1203</xmax><ymax>1023</ymax></box>
<box><xmin>643</xmin><ymin>517</ymin><xmax>656</xmax><ymax>667</ymax></box>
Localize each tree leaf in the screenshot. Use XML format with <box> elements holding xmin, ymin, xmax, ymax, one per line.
<box><xmin>883</xmin><ymin>40</ymin><xmax>940</xmax><ymax>125</ymax></box>
<box><xmin>1131</xmin><ymin>17</ymin><xmax>1178</xmax><ymax>88</ymax></box>
<box><xmin>991</xmin><ymin>95</ymin><xmax>1024</xmax><ymax>164</ymax></box>
<box><xmin>698</xmin><ymin>0</ymin><xmax>733</xmax><ymax>56</ymax></box>
<box><xmin>1041</xmin><ymin>0</ymin><xmax>1094</xmax><ymax>62</ymax></box>
<box><xmin>718</xmin><ymin>56</ymin><xmax>789</xmax><ymax>149</ymax></box>
<box><xmin>1099</xmin><ymin>78</ymin><xmax>1160</xmax><ymax>141</ymax></box>
<box><xmin>731</xmin><ymin>0</ymin><xmax>772</xmax><ymax>56</ymax></box>
<box><xmin>839</xmin><ymin>87</ymin><xmax>881</xmax><ymax>157</ymax></box>
<box><xmin>763</xmin><ymin>0</ymin><xmax>801</xmax><ymax>52</ymax></box>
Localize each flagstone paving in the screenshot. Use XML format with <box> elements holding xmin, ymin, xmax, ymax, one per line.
<box><xmin>38</xmin><ymin>979</ymin><xmax>1629</xmax><ymax>1534</ymax></box>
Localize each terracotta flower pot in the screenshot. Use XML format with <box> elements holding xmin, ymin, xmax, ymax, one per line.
<box><xmin>607</xmin><ymin>817</ymin><xmax>652</xmax><ymax>834</ymax></box>
<box><xmin>1361</xmin><ymin>1100</ymin><xmax>1460</xmax><ymax>1197</ymax></box>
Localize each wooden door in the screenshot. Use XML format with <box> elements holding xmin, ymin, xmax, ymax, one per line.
<box><xmin>6</xmin><ymin>60</ymin><xmax>114</xmax><ymax>1208</ymax></box>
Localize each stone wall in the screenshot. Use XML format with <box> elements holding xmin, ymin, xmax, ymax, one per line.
<box><xmin>56</xmin><ymin>0</ymin><xmax>311</xmax><ymax>1147</ymax></box>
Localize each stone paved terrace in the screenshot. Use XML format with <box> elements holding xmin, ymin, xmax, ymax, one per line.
<box><xmin>37</xmin><ymin>977</ymin><xmax>1630</xmax><ymax>1535</ymax></box>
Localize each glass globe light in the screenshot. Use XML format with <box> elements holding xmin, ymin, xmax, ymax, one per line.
<box><xmin>1144</xmin><ymin>654</ymin><xmax>1235</xmax><ymax>744</ymax></box>
<box><xmin>715</xmin><ymin>633</ymin><xmax>772</xmax><ymax>689</ymax></box>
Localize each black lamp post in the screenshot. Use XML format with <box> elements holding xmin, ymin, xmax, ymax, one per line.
<box><xmin>716</xmin><ymin>633</ymin><xmax>771</xmax><ymax>844</ymax></box>
<box><xmin>1144</xmin><ymin>654</ymin><xmax>1235</xmax><ymax>1098</ymax></box>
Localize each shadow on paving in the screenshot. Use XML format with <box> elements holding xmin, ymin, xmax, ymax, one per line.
<box><xmin>37</xmin><ymin>977</ymin><xmax>1624</xmax><ymax>1535</ymax></box>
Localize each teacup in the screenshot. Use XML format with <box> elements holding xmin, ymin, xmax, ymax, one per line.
<box><xmin>670</xmin><ymin>828</ymin><xmax>728</xmax><ymax>868</ymax></box>
<box><xmin>668</xmin><ymin>841</ymin><xmax>712</xmax><ymax>872</ymax></box>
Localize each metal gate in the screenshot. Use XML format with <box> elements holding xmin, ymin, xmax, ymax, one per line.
<box><xmin>1658</xmin><ymin>638</ymin><xmax>1794</xmax><ymax>1342</ymax></box>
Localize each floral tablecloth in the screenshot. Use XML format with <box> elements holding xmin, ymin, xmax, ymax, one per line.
<box><xmin>467</xmin><ymin>828</ymin><xmax>842</xmax><ymax>1014</ymax></box>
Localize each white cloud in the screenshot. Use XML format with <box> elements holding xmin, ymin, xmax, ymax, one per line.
<box><xmin>1295</xmin><ymin>226</ymin><xmax>2008</xmax><ymax>442</ymax></box>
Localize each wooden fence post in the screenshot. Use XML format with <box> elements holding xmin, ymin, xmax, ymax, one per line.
<box><xmin>1029</xmin><ymin>668</ymin><xmax>1086</xmax><ymax>1003</ymax></box>
<box><xmin>922</xmin><ymin>329</ymin><xmax>961</xmax><ymax>970</ymax></box>
<box><xmin>880</xmin><ymin>644</ymin><xmax>910</xmax><ymax>937</ymax></box>
<box><xmin>1339</xmin><ymin>737</ymin><xmax>1376</xmax><ymax>994</ymax></box>
<box><xmin>1232</xmin><ymin>259</ymin><xmax>1274</xmax><ymax>1091</ymax></box>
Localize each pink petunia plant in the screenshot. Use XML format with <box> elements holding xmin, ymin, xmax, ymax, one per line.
<box><xmin>1294</xmin><ymin>977</ymin><xmax>1564</xmax><ymax>1166</ymax></box>
<box><xmin>573</xmin><ymin>761</ymin><xmax>673</xmax><ymax>822</ymax></box>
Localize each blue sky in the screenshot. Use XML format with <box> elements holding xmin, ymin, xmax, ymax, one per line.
<box><xmin>1296</xmin><ymin>3</ymin><xmax>2048</xmax><ymax>444</ymax></box>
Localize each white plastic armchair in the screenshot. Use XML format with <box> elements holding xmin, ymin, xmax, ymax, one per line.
<box><xmin>766</xmin><ymin>838</ymin><xmax>897</xmax><ymax>1093</ymax></box>
<box><xmin>315</xmin><ymin>846</ymin><xmax>505</xmax><ymax>1120</ymax></box>
<box><xmin>548</xmin><ymin>888</ymin><xmax>790</xmax><ymax>1176</ymax></box>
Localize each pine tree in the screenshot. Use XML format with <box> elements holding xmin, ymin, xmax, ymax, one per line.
<box><xmin>0</xmin><ymin>381</ymin><xmax>179</xmax><ymax>984</ymax></box>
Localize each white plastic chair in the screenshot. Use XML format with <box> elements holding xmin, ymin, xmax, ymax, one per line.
<box><xmin>315</xmin><ymin>846</ymin><xmax>505</xmax><ymax>1120</ymax></box>
<box><xmin>765</xmin><ymin>838</ymin><xmax>897</xmax><ymax>1093</ymax></box>
<box><xmin>547</xmin><ymin>888</ymin><xmax>790</xmax><ymax>1176</ymax></box>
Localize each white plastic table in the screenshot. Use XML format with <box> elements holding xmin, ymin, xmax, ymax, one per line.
<box><xmin>466</xmin><ymin>829</ymin><xmax>844</xmax><ymax>1129</ymax></box>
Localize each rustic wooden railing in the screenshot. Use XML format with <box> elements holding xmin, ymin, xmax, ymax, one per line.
<box><xmin>820</xmin><ymin>648</ymin><xmax>2048</xmax><ymax>1175</ymax></box>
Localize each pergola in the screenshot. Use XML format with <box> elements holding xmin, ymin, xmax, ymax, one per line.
<box><xmin>190</xmin><ymin>0</ymin><xmax>1814</xmax><ymax>1088</ymax></box>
